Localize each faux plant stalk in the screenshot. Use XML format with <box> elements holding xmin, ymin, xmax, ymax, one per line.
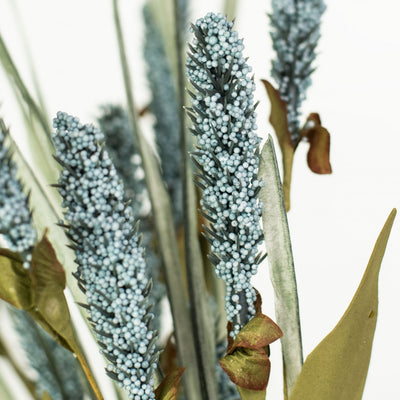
<box><xmin>270</xmin><ymin>0</ymin><xmax>326</xmax><ymax>143</ymax></box>
<box><xmin>186</xmin><ymin>13</ymin><xmax>265</xmax><ymax>337</ymax></box>
<box><xmin>52</xmin><ymin>112</ymin><xmax>159</xmax><ymax>399</ymax></box>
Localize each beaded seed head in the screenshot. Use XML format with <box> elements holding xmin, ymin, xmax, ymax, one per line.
<box><xmin>13</xmin><ymin>310</ymin><xmax>84</xmax><ymax>400</ymax></box>
<box><xmin>270</xmin><ymin>0</ymin><xmax>326</xmax><ymax>143</ymax></box>
<box><xmin>186</xmin><ymin>13</ymin><xmax>265</xmax><ymax>337</ymax></box>
<box><xmin>0</xmin><ymin>118</ymin><xmax>36</xmax><ymax>265</ymax></box>
<box><xmin>52</xmin><ymin>112</ymin><xmax>158</xmax><ymax>399</ymax></box>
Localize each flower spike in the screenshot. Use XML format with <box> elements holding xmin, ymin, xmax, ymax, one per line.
<box><xmin>52</xmin><ymin>112</ymin><xmax>158</xmax><ymax>399</ymax></box>
<box><xmin>186</xmin><ymin>13</ymin><xmax>265</xmax><ymax>337</ymax></box>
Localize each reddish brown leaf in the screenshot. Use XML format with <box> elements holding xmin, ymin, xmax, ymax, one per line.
<box><xmin>230</xmin><ymin>314</ymin><xmax>283</xmax><ymax>354</ymax></box>
<box><xmin>220</xmin><ymin>347</ymin><xmax>270</xmax><ymax>391</ymax></box>
<box><xmin>261</xmin><ymin>79</ymin><xmax>294</xmax><ymax>211</ymax></box>
<box><xmin>155</xmin><ymin>367</ymin><xmax>186</xmax><ymax>400</ymax></box>
<box><xmin>220</xmin><ymin>313</ymin><xmax>283</xmax><ymax>393</ymax></box>
<box><xmin>160</xmin><ymin>334</ymin><xmax>179</xmax><ymax>377</ymax></box>
<box><xmin>300</xmin><ymin>113</ymin><xmax>332</xmax><ymax>174</ymax></box>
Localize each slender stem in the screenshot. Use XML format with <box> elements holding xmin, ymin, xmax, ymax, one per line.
<box><xmin>172</xmin><ymin>1</ymin><xmax>218</xmax><ymax>399</ymax></box>
<box><xmin>76</xmin><ymin>353</ymin><xmax>104</xmax><ymax>400</ymax></box>
<box><xmin>112</xmin><ymin>1</ymin><xmax>201</xmax><ymax>399</ymax></box>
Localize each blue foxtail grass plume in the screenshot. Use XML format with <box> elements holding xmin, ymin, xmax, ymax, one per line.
<box><xmin>12</xmin><ymin>310</ymin><xmax>84</xmax><ymax>400</ymax></box>
<box><xmin>97</xmin><ymin>104</ymin><xmax>147</xmax><ymax>217</ymax></box>
<box><xmin>143</xmin><ymin>3</ymin><xmax>183</xmax><ymax>226</ymax></box>
<box><xmin>186</xmin><ymin>13</ymin><xmax>265</xmax><ymax>337</ymax></box>
<box><xmin>270</xmin><ymin>0</ymin><xmax>326</xmax><ymax>144</ymax></box>
<box><xmin>98</xmin><ymin>104</ymin><xmax>165</xmax><ymax>334</ymax></box>
<box><xmin>52</xmin><ymin>112</ymin><xmax>159</xmax><ymax>399</ymax></box>
<box><xmin>0</xmin><ymin>117</ymin><xmax>36</xmax><ymax>265</ymax></box>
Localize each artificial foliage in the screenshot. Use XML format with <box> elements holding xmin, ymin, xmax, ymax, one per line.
<box><xmin>0</xmin><ymin>2</ymin><xmax>396</xmax><ymax>400</ymax></box>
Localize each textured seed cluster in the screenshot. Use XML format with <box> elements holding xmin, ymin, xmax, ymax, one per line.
<box><xmin>186</xmin><ymin>13</ymin><xmax>265</xmax><ymax>337</ymax></box>
<box><xmin>143</xmin><ymin>4</ymin><xmax>183</xmax><ymax>225</ymax></box>
<box><xmin>0</xmin><ymin>118</ymin><xmax>36</xmax><ymax>264</ymax></box>
<box><xmin>52</xmin><ymin>112</ymin><xmax>158</xmax><ymax>400</ymax></box>
<box><xmin>98</xmin><ymin>104</ymin><xmax>164</xmax><ymax>333</ymax></box>
<box><xmin>13</xmin><ymin>310</ymin><xmax>83</xmax><ymax>400</ymax></box>
<box><xmin>97</xmin><ymin>104</ymin><xmax>146</xmax><ymax>217</ymax></box>
<box><xmin>270</xmin><ymin>0</ymin><xmax>326</xmax><ymax>143</ymax></box>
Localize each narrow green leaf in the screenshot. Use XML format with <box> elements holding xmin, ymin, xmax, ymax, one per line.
<box><xmin>113</xmin><ymin>2</ymin><xmax>201</xmax><ymax>399</ymax></box>
<box><xmin>289</xmin><ymin>209</ymin><xmax>397</xmax><ymax>400</ymax></box>
<box><xmin>0</xmin><ymin>32</ymin><xmax>57</xmax><ymax>186</ymax></box>
<box><xmin>223</xmin><ymin>0</ymin><xmax>239</xmax><ymax>21</ymax></box>
<box><xmin>0</xmin><ymin>249</ymin><xmax>32</xmax><ymax>309</ymax></box>
<box><xmin>258</xmin><ymin>136</ymin><xmax>303</xmax><ymax>398</ymax></box>
<box><xmin>155</xmin><ymin>367</ymin><xmax>186</xmax><ymax>400</ymax></box>
<box><xmin>0</xmin><ymin>371</ymin><xmax>14</xmax><ymax>400</ymax></box>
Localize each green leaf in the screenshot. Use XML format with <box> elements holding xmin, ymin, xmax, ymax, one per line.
<box><xmin>289</xmin><ymin>209</ymin><xmax>397</xmax><ymax>400</ymax></box>
<box><xmin>0</xmin><ymin>249</ymin><xmax>33</xmax><ymax>309</ymax></box>
<box><xmin>220</xmin><ymin>314</ymin><xmax>282</xmax><ymax>397</ymax></box>
<box><xmin>258</xmin><ymin>136</ymin><xmax>303</xmax><ymax>398</ymax></box>
<box><xmin>261</xmin><ymin>79</ymin><xmax>294</xmax><ymax>211</ymax></box>
<box><xmin>155</xmin><ymin>367</ymin><xmax>186</xmax><ymax>400</ymax></box>
<box><xmin>29</xmin><ymin>230</ymin><xmax>77</xmax><ymax>353</ymax></box>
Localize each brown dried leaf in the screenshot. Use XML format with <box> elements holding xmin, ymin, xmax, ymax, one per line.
<box><xmin>300</xmin><ymin>113</ymin><xmax>332</xmax><ymax>174</ymax></box>
<box><xmin>220</xmin><ymin>314</ymin><xmax>283</xmax><ymax>394</ymax></box>
<box><xmin>261</xmin><ymin>79</ymin><xmax>294</xmax><ymax>211</ymax></box>
<box><xmin>155</xmin><ymin>367</ymin><xmax>186</xmax><ymax>400</ymax></box>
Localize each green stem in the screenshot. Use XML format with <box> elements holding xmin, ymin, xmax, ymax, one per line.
<box><xmin>112</xmin><ymin>1</ymin><xmax>201</xmax><ymax>399</ymax></box>
<box><xmin>172</xmin><ymin>1</ymin><xmax>218</xmax><ymax>399</ymax></box>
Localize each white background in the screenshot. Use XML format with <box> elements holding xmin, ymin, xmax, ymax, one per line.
<box><xmin>0</xmin><ymin>0</ymin><xmax>399</xmax><ymax>399</ymax></box>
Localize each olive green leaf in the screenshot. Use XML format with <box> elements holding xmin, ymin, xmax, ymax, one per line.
<box><xmin>258</xmin><ymin>135</ymin><xmax>303</xmax><ymax>399</ymax></box>
<box><xmin>220</xmin><ymin>314</ymin><xmax>283</xmax><ymax>399</ymax></box>
<box><xmin>289</xmin><ymin>209</ymin><xmax>397</xmax><ymax>400</ymax></box>
<box><xmin>261</xmin><ymin>79</ymin><xmax>294</xmax><ymax>211</ymax></box>
<box><xmin>155</xmin><ymin>367</ymin><xmax>186</xmax><ymax>400</ymax></box>
<box><xmin>29</xmin><ymin>230</ymin><xmax>77</xmax><ymax>352</ymax></box>
<box><xmin>0</xmin><ymin>249</ymin><xmax>33</xmax><ymax>309</ymax></box>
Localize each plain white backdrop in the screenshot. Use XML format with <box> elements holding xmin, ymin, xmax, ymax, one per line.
<box><xmin>0</xmin><ymin>0</ymin><xmax>399</xmax><ymax>399</ymax></box>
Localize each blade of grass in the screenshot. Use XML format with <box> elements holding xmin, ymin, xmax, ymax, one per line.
<box><xmin>223</xmin><ymin>0</ymin><xmax>239</xmax><ymax>21</ymax></box>
<box><xmin>258</xmin><ymin>135</ymin><xmax>303</xmax><ymax>398</ymax></box>
<box><xmin>0</xmin><ymin>32</ymin><xmax>57</xmax><ymax>186</ymax></box>
<box><xmin>172</xmin><ymin>1</ymin><xmax>218</xmax><ymax>399</ymax></box>
<box><xmin>7</xmin><ymin>0</ymin><xmax>49</xmax><ymax>118</ymax></box>
<box><xmin>112</xmin><ymin>1</ymin><xmax>201</xmax><ymax>399</ymax></box>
